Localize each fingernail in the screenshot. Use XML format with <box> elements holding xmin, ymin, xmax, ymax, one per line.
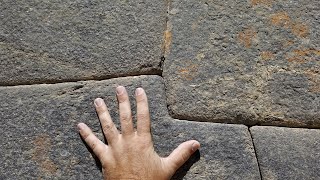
<box><xmin>94</xmin><ymin>98</ymin><xmax>103</xmax><ymax>107</ymax></box>
<box><xmin>77</xmin><ymin>123</ymin><xmax>85</xmax><ymax>131</ymax></box>
<box><xmin>135</xmin><ymin>88</ymin><xmax>144</xmax><ymax>96</ymax></box>
<box><xmin>116</xmin><ymin>86</ymin><xmax>125</xmax><ymax>95</ymax></box>
<box><xmin>192</xmin><ymin>142</ymin><xmax>200</xmax><ymax>152</ymax></box>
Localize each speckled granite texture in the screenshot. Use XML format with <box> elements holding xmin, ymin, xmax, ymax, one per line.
<box><xmin>0</xmin><ymin>76</ymin><xmax>260</xmax><ymax>179</ymax></box>
<box><xmin>163</xmin><ymin>0</ymin><xmax>319</xmax><ymax>127</ymax></box>
<box><xmin>1</xmin><ymin>0</ymin><xmax>319</xmax><ymax>179</ymax></box>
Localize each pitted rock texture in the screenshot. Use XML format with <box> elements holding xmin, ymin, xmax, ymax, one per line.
<box><xmin>250</xmin><ymin>126</ymin><xmax>320</xmax><ymax>179</ymax></box>
<box><xmin>0</xmin><ymin>0</ymin><xmax>166</xmax><ymax>85</ymax></box>
<box><xmin>0</xmin><ymin>75</ymin><xmax>260</xmax><ymax>179</ymax></box>
<box><xmin>163</xmin><ymin>0</ymin><xmax>320</xmax><ymax>127</ymax></box>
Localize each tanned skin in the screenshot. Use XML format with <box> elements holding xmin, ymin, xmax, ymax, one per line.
<box><xmin>78</xmin><ymin>86</ymin><xmax>200</xmax><ymax>180</ymax></box>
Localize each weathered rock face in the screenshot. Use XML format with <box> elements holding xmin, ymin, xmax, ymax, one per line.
<box><xmin>250</xmin><ymin>126</ymin><xmax>320</xmax><ymax>179</ymax></box>
<box><xmin>163</xmin><ymin>0</ymin><xmax>320</xmax><ymax>127</ymax></box>
<box><xmin>0</xmin><ymin>75</ymin><xmax>260</xmax><ymax>179</ymax></box>
<box><xmin>0</xmin><ymin>0</ymin><xmax>166</xmax><ymax>85</ymax></box>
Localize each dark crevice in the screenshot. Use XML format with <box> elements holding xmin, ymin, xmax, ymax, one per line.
<box><xmin>0</xmin><ymin>71</ymin><xmax>162</xmax><ymax>87</ymax></box>
<box><xmin>248</xmin><ymin>128</ymin><xmax>263</xmax><ymax>180</ymax></box>
<box><xmin>72</xmin><ymin>85</ymin><xmax>84</xmax><ymax>91</ymax></box>
<box><xmin>167</xmin><ymin>111</ymin><xmax>320</xmax><ymax>129</ymax></box>
<box><xmin>159</xmin><ymin>0</ymin><xmax>171</xmax><ymax>77</ymax></box>
<box><xmin>159</xmin><ymin>56</ymin><xmax>165</xmax><ymax>71</ymax></box>
<box><xmin>163</xmin><ymin>95</ymin><xmax>320</xmax><ymax>129</ymax></box>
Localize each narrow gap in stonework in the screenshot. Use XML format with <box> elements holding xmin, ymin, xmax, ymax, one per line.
<box><xmin>159</xmin><ymin>0</ymin><xmax>172</xmax><ymax>76</ymax></box>
<box><xmin>160</xmin><ymin>0</ymin><xmax>172</xmax><ymax>116</ymax></box>
<box><xmin>0</xmin><ymin>71</ymin><xmax>161</xmax><ymax>87</ymax></box>
<box><xmin>248</xmin><ymin>127</ymin><xmax>263</xmax><ymax>180</ymax></box>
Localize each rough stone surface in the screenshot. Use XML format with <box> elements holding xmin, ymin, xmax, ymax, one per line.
<box><xmin>250</xmin><ymin>126</ymin><xmax>320</xmax><ymax>179</ymax></box>
<box><xmin>163</xmin><ymin>0</ymin><xmax>320</xmax><ymax>127</ymax></box>
<box><xmin>0</xmin><ymin>0</ymin><xmax>166</xmax><ymax>85</ymax></box>
<box><xmin>0</xmin><ymin>75</ymin><xmax>260</xmax><ymax>179</ymax></box>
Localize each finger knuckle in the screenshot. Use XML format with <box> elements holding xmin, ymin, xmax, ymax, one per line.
<box><xmin>97</xmin><ymin>108</ymin><xmax>107</xmax><ymax>115</ymax></box>
<box><xmin>180</xmin><ymin>152</ymin><xmax>189</xmax><ymax>163</ymax></box>
<box><xmin>90</xmin><ymin>139</ymin><xmax>99</xmax><ymax>151</ymax></box>
<box><xmin>136</xmin><ymin>96</ymin><xmax>145</xmax><ymax>103</ymax></box>
<box><xmin>100</xmin><ymin>111</ymin><xmax>109</xmax><ymax>120</ymax></box>
<box><xmin>120</xmin><ymin>113</ymin><xmax>131</xmax><ymax>122</ymax></box>
<box><xmin>81</xmin><ymin>132</ymin><xmax>90</xmax><ymax>140</ymax></box>
<box><xmin>117</xmin><ymin>95</ymin><xmax>128</xmax><ymax>103</ymax></box>
<box><xmin>102</xmin><ymin>123</ymin><xmax>114</xmax><ymax>132</ymax></box>
<box><xmin>137</xmin><ymin>113</ymin><xmax>149</xmax><ymax>120</ymax></box>
<box><xmin>91</xmin><ymin>142</ymin><xmax>97</xmax><ymax>150</ymax></box>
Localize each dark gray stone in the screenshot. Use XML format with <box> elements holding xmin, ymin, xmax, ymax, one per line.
<box><xmin>160</xmin><ymin>121</ymin><xmax>261</xmax><ymax>180</ymax></box>
<box><xmin>0</xmin><ymin>0</ymin><xmax>166</xmax><ymax>85</ymax></box>
<box><xmin>250</xmin><ymin>126</ymin><xmax>320</xmax><ymax>179</ymax></box>
<box><xmin>0</xmin><ymin>75</ymin><xmax>260</xmax><ymax>179</ymax></box>
<box><xmin>163</xmin><ymin>0</ymin><xmax>320</xmax><ymax>127</ymax></box>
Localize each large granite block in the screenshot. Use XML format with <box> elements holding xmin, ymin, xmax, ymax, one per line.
<box><xmin>163</xmin><ymin>0</ymin><xmax>320</xmax><ymax>127</ymax></box>
<box><xmin>0</xmin><ymin>0</ymin><xmax>166</xmax><ymax>85</ymax></box>
<box><xmin>250</xmin><ymin>126</ymin><xmax>320</xmax><ymax>179</ymax></box>
<box><xmin>0</xmin><ymin>75</ymin><xmax>260</xmax><ymax>179</ymax></box>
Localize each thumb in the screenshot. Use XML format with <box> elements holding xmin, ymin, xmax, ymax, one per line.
<box><xmin>164</xmin><ymin>140</ymin><xmax>200</xmax><ymax>172</ymax></box>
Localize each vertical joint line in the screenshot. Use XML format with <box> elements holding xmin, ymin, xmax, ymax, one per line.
<box><xmin>160</xmin><ymin>0</ymin><xmax>172</xmax><ymax>71</ymax></box>
<box><xmin>249</xmin><ymin>127</ymin><xmax>263</xmax><ymax>180</ymax></box>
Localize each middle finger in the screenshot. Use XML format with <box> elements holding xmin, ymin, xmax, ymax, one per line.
<box><xmin>116</xmin><ymin>86</ymin><xmax>134</xmax><ymax>136</ymax></box>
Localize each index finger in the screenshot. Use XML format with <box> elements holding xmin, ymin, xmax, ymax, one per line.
<box><xmin>94</xmin><ymin>98</ymin><xmax>119</xmax><ymax>144</ymax></box>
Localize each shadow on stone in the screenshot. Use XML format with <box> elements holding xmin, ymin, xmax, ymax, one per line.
<box><xmin>171</xmin><ymin>150</ymin><xmax>201</xmax><ymax>180</ymax></box>
<box><xmin>80</xmin><ymin>134</ymin><xmax>103</xmax><ymax>172</ymax></box>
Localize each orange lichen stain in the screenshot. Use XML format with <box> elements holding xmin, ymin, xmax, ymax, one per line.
<box><xmin>260</xmin><ymin>51</ymin><xmax>275</xmax><ymax>60</ymax></box>
<box><xmin>270</xmin><ymin>12</ymin><xmax>291</xmax><ymax>28</ymax></box>
<box><xmin>251</xmin><ymin>0</ymin><xmax>274</xmax><ymax>6</ymax></box>
<box><xmin>162</xmin><ymin>30</ymin><xmax>172</xmax><ymax>56</ymax></box>
<box><xmin>270</xmin><ymin>12</ymin><xmax>310</xmax><ymax>38</ymax></box>
<box><xmin>291</xmin><ymin>22</ymin><xmax>309</xmax><ymax>38</ymax></box>
<box><xmin>286</xmin><ymin>49</ymin><xmax>320</xmax><ymax>63</ymax></box>
<box><xmin>287</xmin><ymin>57</ymin><xmax>305</xmax><ymax>63</ymax></box>
<box><xmin>32</xmin><ymin>135</ymin><xmax>58</xmax><ymax>174</ymax></box>
<box><xmin>178</xmin><ymin>64</ymin><xmax>199</xmax><ymax>80</ymax></box>
<box><xmin>238</xmin><ymin>28</ymin><xmax>257</xmax><ymax>48</ymax></box>
<box><xmin>305</xmin><ymin>71</ymin><xmax>320</xmax><ymax>92</ymax></box>
<box><xmin>294</xmin><ymin>49</ymin><xmax>320</xmax><ymax>57</ymax></box>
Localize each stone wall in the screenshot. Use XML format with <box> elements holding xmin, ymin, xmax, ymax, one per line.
<box><xmin>0</xmin><ymin>0</ymin><xmax>319</xmax><ymax>179</ymax></box>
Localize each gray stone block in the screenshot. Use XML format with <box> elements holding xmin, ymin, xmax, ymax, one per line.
<box><xmin>0</xmin><ymin>75</ymin><xmax>260</xmax><ymax>179</ymax></box>
<box><xmin>163</xmin><ymin>0</ymin><xmax>320</xmax><ymax>127</ymax></box>
<box><xmin>0</xmin><ymin>0</ymin><xmax>166</xmax><ymax>85</ymax></box>
<box><xmin>250</xmin><ymin>126</ymin><xmax>320</xmax><ymax>180</ymax></box>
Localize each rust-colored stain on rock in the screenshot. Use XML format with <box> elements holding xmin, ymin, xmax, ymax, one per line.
<box><xmin>178</xmin><ymin>64</ymin><xmax>199</xmax><ymax>80</ymax></box>
<box><xmin>291</xmin><ymin>22</ymin><xmax>309</xmax><ymax>38</ymax></box>
<box><xmin>261</xmin><ymin>51</ymin><xmax>275</xmax><ymax>60</ymax></box>
<box><xmin>283</xmin><ymin>40</ymin><xmax>295</xmax><ymax>47</ymax></box>
<box><xmin>286</xmin><ymin>49</ymin><xmax>320</xmax><ymax>63</ymax></box>
<box><xmin>32</xmin><ymin>135</ymin><xmax>58</xmax><ymax>175</ymax></box>
<box><xmin>162</xmin><ymin>30</ymin><xmax>172</xmax><ymax>56</ymax></box>
<box><xmin>270</xmin><ymin>12</ymin><xmax>309</xmax><ymax>38</ymax></box>
<box><xmin>238</xmin><ymin>28</ymin><xmax>257</xmax><ymax>48</ymax></box>
<box><xmin>270</xmin><ymin>12</ymin><xmax>291</xmax><ymax>28</ymax></box>
<box><xmin>251</xmin><ymin>0</ymin><xmax>274</xmax><ymax>6</ymax></box>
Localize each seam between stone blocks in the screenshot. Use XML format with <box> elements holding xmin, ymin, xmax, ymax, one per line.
<box><xmin>0</xmin><ymin>71</ymin><xmax>162</xmax><ymax>87</ymax></box>
<box><xmin>248</xmin><ymin>127</ymin><xmax>263</xmax><ymax>180</ymax></box>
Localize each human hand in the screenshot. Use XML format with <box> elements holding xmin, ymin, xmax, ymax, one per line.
<box><xmin>77</xmin><ymin>86</ymin><xmax>200</xmax><ymax>180</ymax></box>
